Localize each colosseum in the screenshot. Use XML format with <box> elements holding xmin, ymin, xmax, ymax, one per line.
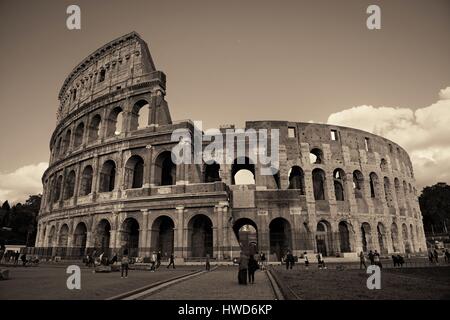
<box><xmin>35</xmin><ymin>32</ymin><xmax>427</xmax><ymax>263</ymax></box>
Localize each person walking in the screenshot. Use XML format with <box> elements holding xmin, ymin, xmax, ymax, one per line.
<box><xmin>444</xmin><ymin>249</ymin><xmax>450</xmax><ymax>263</ymax></box>
<box><xmin>248</xmin><ymin>255</ymin><xmax>259</xmax><ymax>284</ymax></box>
<box><xmin>317</xmin><ymin>252</ymin><xmax>326</xmax><ymax>269</ymax></box>
<box><xmin>156</xmin><ymin>250</ymin><xmax>162</xmax><ymax>269</ymax></box>
<box><xmin>167</xmin><ymin>252</ymin><xmax>175</xmax><ymax>269</ymax></box>
<box><xmin>374</xmin><ymin>250</ymin><xmax>382</xmax><ymax>269</ymax></box>
<box><xmin>368</xmin><ymin>250</ymin><xmax>375</xmax><ymax>265</ymax></box>
<box><xmin>303</xmin><ymin>252</ymin><xmax>309</xmax><ymax>269</ymax></box>
<box><xmin>205</xmin><ymin>253</ymin><xmax>211</xmax><ymax>271</ymax></box>
<box><xmin>285</xmin><ymin>250</ymin><xmax>294</xmax><ymax>270</ymax></box>
<box><xmin>433</xmin><ymin>249</ymin><xmax>439</xmax><ymax>264</ymax></box>
<box><xmin>359</xmin><ymin>251</ymin><xmax>367</xmax><ymax>269</ymax></box>
<box><xmin>428</xmin><ymin>249</ymin><xmax>434</xmax><ymax>263</ymax></box>
<box><xmin>259</xmin><ymin>252</ymin><xmax>266</xmax><ymax>271</ymax></box>
<box><xmin>238</xmin><ymin>252</ymin><xmax>249</xmax><ymax>285</ymax></box>
<box><xmin>120</xmin><ymin>249</ymin><xmax>129</xmax><ymax>278</ymax></box>
<box><xmin>150</xmin><ymin>251</ymin><xmax>157</xmax><ymax>271</ymax></box>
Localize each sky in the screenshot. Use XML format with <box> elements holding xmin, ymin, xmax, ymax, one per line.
<box><xmin>0</xmin><ymin>0</ymin><xmax>449</xmax><ymax>203</ymax></box>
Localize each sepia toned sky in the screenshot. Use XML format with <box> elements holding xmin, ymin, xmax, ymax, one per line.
<box><xmin>0</xmin><ymin>0</ymin><xmax>449</xmax><ymax>202</ymax></box>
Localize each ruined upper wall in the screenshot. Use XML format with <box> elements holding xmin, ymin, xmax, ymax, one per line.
<box><xmin>57</xmin><ymin>32</ymin><xmax>157</xmax><ymax>122</ymax></box>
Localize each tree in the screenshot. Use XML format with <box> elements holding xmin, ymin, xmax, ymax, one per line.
<box><xmin>419</xmin><ymin>183</ymin><xmax>450</xmax><ymax>233</ymax></box>
<box><xmin>0</xmin><ymin>200</ymin><xmax>11</xmax><ymax>228</ymax></box>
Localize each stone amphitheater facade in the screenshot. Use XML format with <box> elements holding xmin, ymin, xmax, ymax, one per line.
<box><xmin>35</xmin><ymin>32</ymin><xmax>426</xmax><ymax>262</ymax></box>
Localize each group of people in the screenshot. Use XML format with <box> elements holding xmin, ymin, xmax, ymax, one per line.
<box><xmin>284</xmin><ymin>251</ymin><xmax>326</xmax><ymax>270</ymax></box>
<box><xmin>428</xmin><ymin>248</ymin><xmax>450</xmax><ymax>264</ymax></box>
<box><xmin>238</xmin><ymin>253</ymin><xmax>260</xmax><ymax>285</ymax></box>
<box><xmin>119</xmin><ymin>250</ymin><xmax>176</xmax><ymax>278</ymax></box>
<box><xmin>359</xmin><ymin>250</ymin><xmax>382</xmax><ymax>269</ymax></box>
<box><xmin>0</xmin><ymin>248</ymin><xmax>38</xmax><ymax>267</ymax></box>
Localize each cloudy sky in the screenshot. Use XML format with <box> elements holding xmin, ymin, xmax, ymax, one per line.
<box><xmin>0</xmin><ymin>0</ymin><xmax>449</xmax><ymax>203</ymax></box>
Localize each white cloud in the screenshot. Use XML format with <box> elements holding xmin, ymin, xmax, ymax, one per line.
<box><xmin>0</xmin><ymin>162</ymin><xmax>48</xmax><ymax>204</ymax></box>
<box><xmin>327</xmin><ymin>87</ymin><xmax>450</xmax><ymax>190</ymax></box>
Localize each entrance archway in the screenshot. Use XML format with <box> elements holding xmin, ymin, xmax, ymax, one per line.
<box><xmin>188</xmin><ymin>215</ymin><xmax>213</xmax><ymax>258</ymax></box>
<box><xmin>95</xmin><ymin>219</ymin><xmax>111</xmax><ymax>254</ymax></box>
<box><xmin>121</xmin><ymin>218</ymin><xmax>139</xmax><ymax>257</ymax></box>
<box><xmin>338</xmin><ymin>221</ymin><xmax>351</xmax><ymax>253</ymax></box>
<box><xmin>233</xmin><ymin>218</ymin><xmax>258</xmax><ymax>256</ymax></box>
<box><xmin>269</xmin><ymin>218</ymin><xmax>292</xmax><ymax>261</ymax></box>
<box><xmin>316</xmin><ymin>220</ymin><xmax>333</xmax><ymax>256</ymax></box>
<box><xmin>361</xmin><ymin>222</ymin><xmax>372</xmax><ymax>252</ymax></box>
<box><xmin>152</xmin><ymin>216</ymin><xmax>175</xmax><ymax>257</ymax></box>
<box><xmin>73</xmin><ymin>222</ymin><xmax>87</xmax><ymax>258</ymax></box>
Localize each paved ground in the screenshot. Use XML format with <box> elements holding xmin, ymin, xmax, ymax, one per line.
<box><xmin>144</xmin><ymin>266</ymin><xmax>275</xmax><ymax>300</ymax></box>
<box><xmin>271</xmin><ymin>265</ymin><xmax>450</xmax><ymax>300</ymax></box>
<box><xmin>0</xmin><ymin>264</ymin><xmax>199</xmax><ymax>300</ymax></box>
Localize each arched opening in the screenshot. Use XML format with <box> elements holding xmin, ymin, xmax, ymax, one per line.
<box><xmin>188</xmin><ymin>215</ymin><xmax>213</xmax><ymax>258</ymax></box>
<box><xmin>369</xmin><ymin>172</ymin><xmax>378</xmax><ymax>198</ymax></box>
<box><xmin>309</xmin><ymin>148</ymin><xmax>323</xmax><ymax>164</ymax></box>
<box><xmin>73</xmin><ymin>122</ymin><xmax>85</xmax><ymax>148</ymax></box>
<box><xmin>377</xmin><ymin>223</ymin><xmax>387</xmax><ymax>254</ymax></box>
<box><xmin>73</xmin><ymin>222</ymin><xmax>87</xmax><ymax>257</ymax></box>
<box><xmin>232</xmin><ymin>157</ymin><xmax>255</xmax><ymax>185</ymax></box>
<box><xmin>316</xmin><ymin>220</ymin><xmax>332</xmax><ymax>256</ymax></box>
<box><xmin>152</xmin><ymin>216</ymin><xmax>175</xmax><ymax>257</ymax></box>
<box><xmin>338</xmin><ymin>221</ymin><xmax>351</xmax><ymax>253</ymax></box>
<box><xmin>353</xmin><ymin>170</ymin><xmax>364</xmax><ymax>199</ymax></box>
<box><xmin>384</xmin><ymin>177</ymin><xmax>393</xmax><ymax>207</ymax></box>
<box><xmin>233</xmin><ymin>218</ymin><xmax>258</xmax><ymax>256</ymax></box>
<box><xmin>130</xmin><ymin>100</ymin><xmax>150</xmax><ymax>131</ymax></box>
<box><xmin>95</xmin><ymin>219</ymin><xmax>111</xmax><ymax>254</ymax></box>
<box><xmin>47</xmin><ymin>226</ymin><xmax>56</xmax><ymax>247</ymax></box>
<box><xmin>62</xmin><ymin>130</ymin><xmax>71</xmax><ymax>154</ymax></box>
<box><xmin>58</xmin><ymin>224</ymin><xmax>69</xmax><ymax>257</ymax></box>
<box><xmin>63</xmin><ymin>170</ymin><xmax>76</xmax><ymax>200</ymax></box>
<box><xmin>54</xmin><ymin>137</ymin><xmax>62</xmax><ymax>157</ymax></box>
<box><xmin>121</xmin><ymin>218</ymin><xmax>140</xmax><ymax>257</ymax></box>
<box><xmin>361</xmin><ymin>222</ymin><xmax>372</xmax><ymax>252</ymax></box>
<box><xmin>312</xmin><ymin>168</ymin><xmax>326</xmax><ymax>200</ymax></box>
<box><xmin>288</xmin><ymin>166</ymin><xmax>305</xmax><ymax>194</ymax></box>
<box><xmin>391</xmin><ymin>223</ymin><xmax>400</xmax><ymax>252</ymax></box>
<box><xmin>269</xmin><ymin>218</ymin><xmax>292</xmax><ymax>261</ymax></box>
<box><xmin>380</xmin><ymin>158</ymin><xmax>388</xmax><ymax>172</ymax></box>
<box><xmin>106</xmin><ymin>107</ymin><xmax>123</xmax><ymax>137</ymax></box>
<box><xmin>154</xmin><ymin>151</ymin><xmax>176</xmax><ymax>186</ymax></box>
<box><xmin>88</xmin><ymin>114</ymin><xmax>102</xmax><ymax>143</ymax></box>
<box><xmin>402</xmin><ymin>223</ymin><xmax>411</xmax><ymax>254</ymax></box>
<box><xmin>79</xmin><ymin>166</ymin><xmax>93</xmax><ymax>196</ymax></box>
<box><xmin>99</xmin><ymin>160</ymin><xmax>116</xmax><ymax>192</ymax></box>
<box><xmin>333</xmin><ymin>168</ymin><xmax>345</xmax><ymax>201</ymax></box>
<box><xmin>124</xmin><ymin>155</ymin><xmax>144</xmax><ymax>189</ymax></box>
<box><xmin>204</xmin><ymin>162</ymin><xmax>221</xmax><ymax>183</ymax></box>
<box><xmin>53</xmin><ymin>175</ymin><xmax>63</xmax><ymax>203</ymax></box>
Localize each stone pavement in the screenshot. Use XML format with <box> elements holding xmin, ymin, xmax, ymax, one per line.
<box><xmin>0</xmin><ymin>265</ymin><xmax>199</xmax><ymax>300</ymax></box>
<box><xmin>145</xmin><ymin>266</ymin><xmax>276</xmax><ymax>300</ymax></box>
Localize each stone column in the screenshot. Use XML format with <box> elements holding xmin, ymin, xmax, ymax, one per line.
<box><xmin>174</xmin><ymin>206</ymin><xmax>185</xmax><ymax>262</ymax></box>
<box><xmin>139</xmin><ymin>209</ymin><xmax>149</xmax><ymax>257</ymax></box>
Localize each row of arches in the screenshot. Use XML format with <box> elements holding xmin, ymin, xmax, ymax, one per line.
<box><xmin>53</xmin><ymin>99</ymin><xmax>153</xmax><ymax>159</ymax></box>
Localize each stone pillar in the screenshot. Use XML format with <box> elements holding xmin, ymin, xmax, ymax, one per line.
<box><xmin>174</xmin><ymin>206</ymin><xmax>185</xmax><ymax>261</ymax></box>
<box><xmin>215</xmin><ymin>205</ymin><xmax>223</xmax><ymax>260</ymax></box>
<box><xmin>139</xmin><ymin>209</ymin><xmax>149</xmax><ymax>257</ymax></box>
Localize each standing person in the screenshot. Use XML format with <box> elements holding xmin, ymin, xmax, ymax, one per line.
<box><xmin>285</xmin><ymin>250</ymin><xmax>294</xmax><ymax>270</ymax></box>
<box><xmin>238</xmin><ymin>252</ymin><xmax>249</xmax><ymax>285</ymax></box>
<box><xmin>444</xmin><ymin>249</ymin><xmax>450</xmax><ymax>263</ymax></box>
<box><xmin>248</xmin><ymin>255</ymin><xmax>259</xmax><ymax>284</ymax></box>
<box><xmin>167</xmin><ymin>252</ymin><xmax>175</xmax><ymax>269</ymax></box>
<box><xmin>205</xmin><ymin>254</ymin><xmax>211</xmax><ymax>271</ymax></box>
<box><xmin>303</xmin><ymin>252</ymin><xmax>309</xmax><ymax>269</ymax></box>
<box><xmin>150</xmin><ymin>251</ymin><xmax>157</xmax><ymax>271</ymax></box>
<box><xmin>428</xmin><ymin>249</ymin><xmax>434</xmax><ymax>263</ymax></box>
<box><xmin>0</xmin><ymin>246</ymin><xmax>5</xmax><ymax>263</ymax></box>
<box><xmin>14</xmin><ymin>251</ymin><xmax>20</xmax><ymax>265</ymax></box>
<box><xmin>368</xmin><ymin>250</ymin><xmax>375</xmax><ymax>265</ymax></box>
<box><xmin>374</xmin><ymin>250</ymin><xmax>382</xmax><ymax>269</ymax></box>
<box><xmin>259</xmin><ymin>252</ymin><xmax>266</xmax><ymax>271</ymax></box>
<box><xmin>433</xmin><ymin>249</ymin><xmax>439</xmax><ymax>264</ymax></box>
<box><xmin>110</xmin><ymin>252</ymin><xmax>118</xmax><ymax>265</ymax></box>
<box><xmin>359</xmin><ymin>251</ymin><xmax>367</xmax><ymax>269</ymax></box>
<box><xmin>156</xmin><ymin>251</ymin><xmax>162</xmax><ymax>269</ymax></box>
<box><xmin>21</xmin><ymin>253</ymin><xmax>27</xmax><ymax>267</ymax></box>
<box><xmin>121</xmin><ymin>249</ymin><xmax>129</xmax><ymax>278</ymax></box>
<box><xmin>316</xmin><ymin>252</ymin><xmax>326</xmax><ymax>269</ymax></box>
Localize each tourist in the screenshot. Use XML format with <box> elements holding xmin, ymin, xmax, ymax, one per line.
<box><xmin>238</xmin><ymin>252</ymin><xmax>249</xmax><ymax>285</ymax></box>
<box><xmin>167</xmin><ymin>252</ymin><xmax>175</xmax><ymax>269</ymax></box>
<box><xmin>205</xmin><ymin>253</ymin><xmax>211</xmax><ymax>271</ymax></box>
<box><xmin>260</xmin><ymin>252</ymin><xmax>267</xmax><ymax>271</ymax></box>
<box><xmin>110</xmin><ymin>252</ymin><xmax>118</xmax><ymax>265</ymax></box>
<box><xmin>303</xmin><ymin>252</ymin><xmax>309</xmax><ymax>269</ymax></box>
<box><xmin>428</xmin><ymin>249</ymin><xmax>434</xmax><ymax>263</ymax></box>
<box><xmin>150</xmin><ymin>251</ymin><xmax>157</xmax><ymax>271</ymax></box>
<box><xmin>359</xmin><ymin>251</ymin><xmax>367</xmax><ymax>269</ymax></box>
<box><xmin>444</xmin><ymin>249</ymin><xmax>450</xmax><ymax>263</ymax></box>
<box><xmin>317</xmin><ymin>252</ymin><xmax>326</xmax><ymax>269</ymax></box>
<box><xmin>433</xmin><ymin>249</ymin><xmax>439</xmax><ymax>264</ymax></box>
<box><xmin>156</xmin><ymin>250</ymin><xmax>162</xmax><ymax>269</ymax></box>
<box><xmin>285</xmin><ymin>250</ymin><xmax>294</xmax><ymax>270</ymax></box>
<box><xmin>373</xmin><ymin>250</ymin><xmax>382</xmax><ymax>269</ymax></box>
<box><xmin>248</xmin><ymin>254</ymin><xmax>259</xmax><ymax>284</ymax></box>
<box><xmin>121</xmin><ymin>249</ymin><xmax>129</xmax><ymax>278</ymax></box>
<box><xmin>14</xmin><ymin>251</ymin><xmax>20</xmax><ymax>265</ymax></box>
<box><xmin>368</xmin><ymin>250</ymin><xmax>375</xmax><ymax>265</ymax></box>
<box><xmin>21</xmin><ymin>253</ymin><xmax>27</xmax><ymax>267</ymax></box>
